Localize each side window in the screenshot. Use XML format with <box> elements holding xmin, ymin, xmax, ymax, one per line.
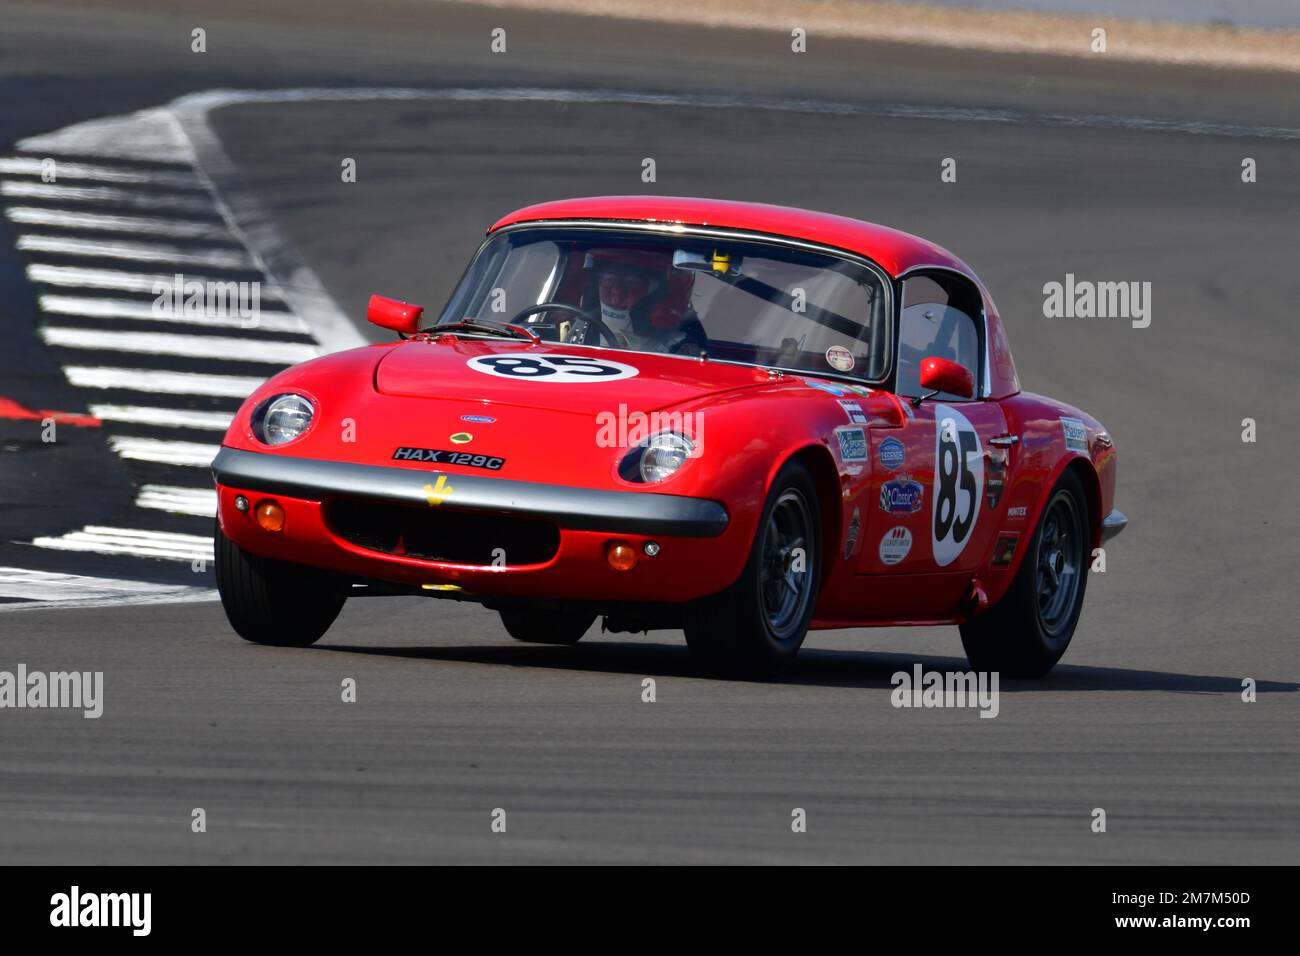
<box><xmin>896</xmin><ymin>274</ymin><xmax>983</xmax><ymax>399</ymax></box>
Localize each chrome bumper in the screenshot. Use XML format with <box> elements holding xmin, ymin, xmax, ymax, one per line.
<box><xmin>1101</xmin><ymin>509</ymin><xmax>1128</xmax><ymax>542</ymax></box>
<box><xmin>211</xmin><ymin>447</ymin><xmax>730</xmax><ymax>538</ymax></box>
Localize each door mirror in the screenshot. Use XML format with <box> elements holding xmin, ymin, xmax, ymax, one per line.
<box><xmin>919</xmin><ymin>356</ymin><xmax>974</xmax><ymax>399</ymax></box>
<box><xmin>367</xmin><ymin>294</ymin><xmax>424</xmax><ymax>335</ymax></box>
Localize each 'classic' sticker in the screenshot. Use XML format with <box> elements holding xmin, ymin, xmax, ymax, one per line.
<box><xmin>879</xmin><ymin>475</ymin><xmax>924</xmax><ymax>514</ymax></box>
<box><xmin>878</xmin><ymin>526</ymin><xmax>913</xmax><ymax>565</ymax></box>
<box><xmin>932</xmin><ymin>404</ymin><xmax>984</xmax><ymax>567</ymax></box>
<box><xmin>467</xmin><ymin>354</ymin><xmax>639</xmax><ymax>382</ymax></box>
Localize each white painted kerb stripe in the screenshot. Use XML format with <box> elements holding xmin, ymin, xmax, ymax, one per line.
<box><xmin>41</xmin><ymin>294</ymin><xmax>306</xmax><ymax>334</ymax></box>
<box><xmin>30</xmin><ymin>526</ymin><xmax>215</xmax><ymax>563</ymax></box>
<box><xmin>18</xmin><ymin>234</ymin><xmax>251</xmax><ymax>270</ymax></box>
<box><xmin>65</xmin><ymin>366</ymin><xmax>264</xmax><ymax>397</ymax></box>
<box><xmin>27</xmin><ymin>263</ymin><xmax>285</xmax><ymax>300</ymax></box>
<box><xmin>107</xmin><ymin>436</ymin><xmax>219</xmax><ymax>467</ymax></box>
<box><xmin>135</xmin><ymin>485</ymin><xmax>218</xmax><ymax>517</ymax></box>
<box><xmin>90</xmin><ymin>404</ymin><xmax>233</xmax><ymax>430</ymax></box>
<box><xmin>6</xmin><ymin>206</ymin><xmax>231</xmax><ymax>240</ymax></box>
<box><xmin>0</xmin><ymin>157</ymin><xmax>204</xmax><ymax>187</ymax></box>
<box><xmin>42</xmin><ymin>327</ymin><xmax>318</xmax><ymax>364</ymax></box>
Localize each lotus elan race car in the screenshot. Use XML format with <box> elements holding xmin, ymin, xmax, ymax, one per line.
<box><xmin>212</xmin><ymin>196</ymin><xmax>1125</xmax><ymax>677</ymax></box>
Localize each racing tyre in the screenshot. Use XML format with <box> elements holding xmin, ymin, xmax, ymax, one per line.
<box><xmin>959</xmin><ymin>470</ymin><xmax>1090</xmax><ymax>677</ymax></box>
<box><xmin>684</xmin><ymin>460</ymin><xmax>822</xmax><ymax>677</ymax></box>
<box><xmin>215</xmin><ymin>521</ymin><xmax>347</xmax><ymax>647</ymax></box>
<box><xmin>499</xmin><ymin>608</ymin><xmax>595</xmax><ymax>645</ymax></box>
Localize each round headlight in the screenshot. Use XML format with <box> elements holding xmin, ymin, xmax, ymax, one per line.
<box><xmin>261</xmin><ymin>394</ymin><xmax>314</xmax><ymax>445</ymax></box>
<box><xmin>639</xmin><ymin>432</ymin><xmax>695</xmax><ymax>483</ymax></box>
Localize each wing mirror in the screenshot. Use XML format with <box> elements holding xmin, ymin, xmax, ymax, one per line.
<box><xmin>367</xmin><ymin>294</ymin><xmax>425</xmax><ymax>336</ymax></box>
<box><xmin>917</xmin><ymin>356</ymin><xmax>974</xmax><ymax>403</ymax></box>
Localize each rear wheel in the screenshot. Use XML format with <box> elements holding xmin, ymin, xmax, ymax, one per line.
<box><xmin>960</xmin><ymin>471</ymin><xmax>1090</xmax><ymax>677</ymax></box>
<box><xmin>684</xmin><ymin>460</ymin><xmax>821</xmax><ymax>677</ymax></box>
<box><xmin>215</xmin><ymin>521</ymin><xmax>347</xmax><ymax>647</ymax></box>
<box><xmin>499</xmin><ymin>608</ymin><xmax>595</xmax><ymax>645</ymax></box>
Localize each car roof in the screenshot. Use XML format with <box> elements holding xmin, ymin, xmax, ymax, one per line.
<box><xmin>489</xmin><ymin>196</ymin><xmax>975</xmax><ymax>280</ymax></box>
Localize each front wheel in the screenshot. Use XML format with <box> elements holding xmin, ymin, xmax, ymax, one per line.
<box><xmin>960</xmin><ymin>471</ymin><xmax>1090</xmax><ymax>677</ymax></box>
<box><xmin>684</xmin><ymin>460</ymin><xmax>822</xmax><ymax>677</ymax></box>
<box><xmin>215</xmin><ymin>521</ymin><xmax>347</xmax><ymax>647</ymax></box>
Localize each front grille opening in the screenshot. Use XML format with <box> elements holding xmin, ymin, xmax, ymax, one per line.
<box><xmin>326</xmin><ymin>498</ymin><xmax>560</xmax><ymax>566</ymax></box>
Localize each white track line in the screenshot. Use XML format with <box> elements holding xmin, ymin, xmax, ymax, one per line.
<box><xmin>27</xmin><ymin>263</ymin><xmax>286</xmax><ymax>300</ymax></box>
<box><xmin>90</xmin><ymin>404</ymin><xmax>233</xmax><ymax>430</ymax></box>
<box><xmin>17</xmin><ymin>234</ymin><xmax>251</xmax><ymax>270</ymax></box>
<box><xmin>135</xmin><ymin>485</ymin><xmax>218</xmax><ymax>517</ymax></box>
<box><xmin>0</xmin><ymin>567</ymin><xmax>214</xmax><ymax>610</ymax></box>
<box><xmin>0</xmin><ymin>157</ymin><xmax>204</xmax><ymax>188</ymax></box>
<box><xmin>30</xmin><ymin>526</ymin><xmax>215</xmax><ymax>563</ymax></box>
<box><xmin>64</xmin><ymin>366</ymin><xmax>264</xmax><ymax>397</ymax></box>
<box><xmin>41</xmin><ymin>327</ymin><xmax>318</xmax><ymax>364</ymax></box>
<box><xmin>107</xmin><ymin>436</ymin><xmax>219</xmax><ymax>467</ymax></box>
<box><xmin>41</xmin><ymin>294</ymin><xmax>306</xmax><ymax>334</ymax></box>
<box><xmin>6</xmin><ymin>206</ymin><xmax>231</xmax><ymax>240</ymax></box>
<box><xmin>1</xmin><ymin>179</ymin><xmax>216</xmax><ymax>212</ymax></box>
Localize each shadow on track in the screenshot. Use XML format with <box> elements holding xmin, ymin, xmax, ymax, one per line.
<box><xmin>312</xmin><ymin>641</ymin><xmax>1298</xmax><ymax>694</ymax></box>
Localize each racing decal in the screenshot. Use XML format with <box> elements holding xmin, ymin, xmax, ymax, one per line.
<box><xmin>986</xmin><ymin>448</ymin><xmax>1007</xmax><ymax>509</ymax></box>
<box><xmin>450</xmin><ymin>432</ymin><xmax>472</xmax><ymax>444</ymax></box>
<box><xmin>844</xmin><ymin>507</ymin><xmax>861</xmax><ymax>560</ymax></box>
<box><xmin>803</xmin><ymin>378</ymin><xmax>846</xmax><ymax>396</ymax></box>
<box><xmin>1007</xmin><ymin>506</ymin><xmax>1028</xmax><ymax>519</ymax></box>
<box><xmin>878</xmin><ymin>526</ymin><xmax>913</xmax><ymax>565</ymax></box>
<box><xmin>825</xmin><ymin>345</ymin><xmax>854</xmax><ymax>372</ymax></box>
<box><xmin>879</xmin><ymin>474</ymin><xmax>924</xmax><ymax>515</ymax></box>
<box><xmin>394</xmin><ymin>447</ymin><xmax>505</xmax><ymax>470</ymax></box>
<box><xmin>878</xmin><ymin>436</ymin><xmax>905</xmax><ymax>471</ymax></box>
<box><xmin>932</xmin><ymin>404</ymin><xmax>984</xmax><ymax>567</ymax></box>
<box><xmin>835</xmin><ymin>427</ymin><xmax>868</xmax><ymax>463</ymax></box>
<box><xmin>424</xmin><ymin>475</ymin><xmax>454</xmax><ymax>506</ymax></box>
<box><xmin>838</xmin><ymin>399</ymin><xmax>867</xmax><ymax>424</ymax></box>
<box><xmin>991</xmin><ymin>532</ymin><xmax>1019</xmax><ymax>567</ymax></box>
<box><xmin>1061</xmin><ymin>416</ymin><xmax>1089</xmax><ymax>452</ymax></box>
<box><xmin>842</xmin><ymin>384</ymin><xmax>874</xmax><ymax>397</ymax></box>
<box><xmin>460</xmin><ymin>414</ymin><xmax>496</xmax><ymax>424</ymax></box>
<box><xmin>467</xmin><ymin>354</ymin><xmax>639</xmax><ymax>382</ymax></box>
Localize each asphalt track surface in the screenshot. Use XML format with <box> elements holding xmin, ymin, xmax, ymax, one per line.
<box><xmin>0</xmin><ymin>0</ymin><xmax>1297</xmax><ymax>863</ymax></box>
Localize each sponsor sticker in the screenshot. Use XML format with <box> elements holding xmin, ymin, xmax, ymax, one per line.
<box><xmin>467</xmin><ymin>354</ymin><xmax>639</xmax><ymax>382</ymax></box>
<box><xmin>460</xmin><ymin>414</ymin><xmax>496</xmax><ymax>424</ymax></box>
<box><xmin>986</xmin><ymin>448</ymin><xmax>1007</xmax><ymax>509</ymax></box>
<box><xmin>1007</xmin><ymin>506</ymin><xmax>1028</xmax><ymax>518</ymax></box>
<box><xmin>844</xmin><ymin>508</ymin><xmax>861</xmax><ymax>559</ymax></box>
<box><xmin>838</xmin><ymin>399</ymin><xmax>868</xmax><ymax>424</ymax></box>
<box><xmin>825</xmin><ymin>345</ymin><xmax>855</xmax><ymax>372</ymax></box>
<box><xmin>1061</xmin><ymin>416</ymin><xmax>1089</xmax><ymax>453</ymax></box>
<box><xmin>803</xmin><ymin>378</ymin><xmax>846</xmax><ymax>397</ymax></box>
<box><xmin>878</xmin><ymin>436</ymin><xmax>905</xmax><ymax>471</ymax></box>
<box><xmin>878</xmin><ymin>526</ymin><xmax>913</xmax><ymax>565</ymax></box>
<box><xmin>836</xmin><ymin>427</ymin><xmax>868</xmax><ymax>463</ymax></box>
<box><xmin>879</xmin><ymin>474</ymin><xmax>924</xmax><ymax>515</ymax></box>
<box><xmin>393</xmin><ymin>447</ymin><xmax>504</xmax><ymax>470</ymax></box>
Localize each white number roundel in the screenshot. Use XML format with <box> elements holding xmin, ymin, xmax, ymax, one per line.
<box><xmin>467</xmin><ymin>354</ymin><xmax>640</xmax><ymax>383</ymax></box>
<box><xmin>932</xmin><ymin>404</ymin><xmax>983</xmax><ymax>567</ymax></box>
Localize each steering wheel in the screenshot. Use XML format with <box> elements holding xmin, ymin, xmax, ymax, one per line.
<box><xmin>506</xmin><ymin>302</ymin><xmax>621</xmax><ymax>347</ymax></box>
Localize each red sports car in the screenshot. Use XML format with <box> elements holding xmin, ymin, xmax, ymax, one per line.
<box><xmin>212</xmin><ymin>196</ymin><xmax>1125</xmax><ymax>677</ymax></box>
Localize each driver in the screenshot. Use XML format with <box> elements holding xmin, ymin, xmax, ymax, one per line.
<box><xmin>581</xmin><ymin>249</ymin><xmax>707</xmax><ymax>355</ymax></box>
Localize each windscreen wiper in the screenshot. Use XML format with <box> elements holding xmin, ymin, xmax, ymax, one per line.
<box><xmin>435</xmin><ymin>319</ymin><xmax>541</xmax><ymax>344</ymax></box>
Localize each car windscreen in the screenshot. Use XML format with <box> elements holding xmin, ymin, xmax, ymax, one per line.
<box><xmin>437</xmin><ymin>227</ymin><xmax>890</xmax><ymax>382</ymax></box>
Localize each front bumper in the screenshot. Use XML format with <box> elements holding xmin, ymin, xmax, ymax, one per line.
<box><xmin>211</xmin><ymin>447</ymin><xmax>739</xmax><ymax>602</ymax></box>
<box><xmin>1101</xmin><ymin>509</ymin><xmax>1128</xmax><ymax>542</ymax></box>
